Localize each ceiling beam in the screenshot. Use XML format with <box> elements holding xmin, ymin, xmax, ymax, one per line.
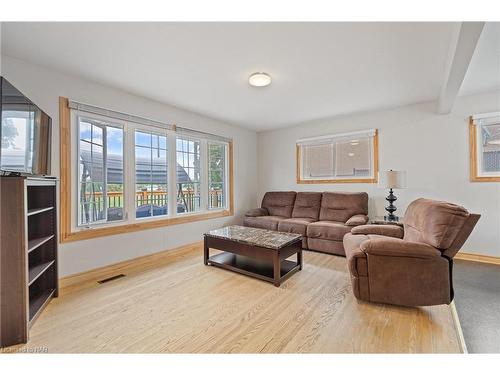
<box><xmin>438</xmin><ymin>22</ymin><xmax>485</xmax><ymax>114</ymax></box>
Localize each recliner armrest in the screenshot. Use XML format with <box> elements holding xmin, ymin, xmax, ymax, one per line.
<box><xmin>245</xmin><ymin>207</ymin><xmax>269</xmax><ymax>217</ymax></box>
<box><xmin>351</xmin><ymin>224</ymin><xmax>404</xmax><ymax>238</ymax></box>
<box><xmin>360</xmin><ymin>238</ymin><xmax>441</xmax><ymax>259</ymax></box>
<box><xmin>345</xmin><ymin>214</ymin><xmax>369</xmax><ymax>226</ymax></box>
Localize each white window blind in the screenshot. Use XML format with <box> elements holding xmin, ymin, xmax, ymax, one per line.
<box><xmin>69</xmin><ymin>100</ymin><xmax>173</xmax><ymax>131</ymax></box>
<box><xmin>297</xmin><ymin>129</ymin><xmax>377</xmax><ymax>182</ymax></box>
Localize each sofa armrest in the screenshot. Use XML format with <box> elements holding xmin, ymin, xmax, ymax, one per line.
<box><xmin>345</xmin><ymin>214</ymin><xmax>369</xmax><ymax>226</ymax></box>
<box><xmin>360</xmin><ymin>237</ymin><xmax>441</xmax><ymax>259</ymax></box>
<box><xmin>245</xmin><ymin>207</ymin><xmax>269</xmax><ymax>217</ymax></box>
<box><xmin>350</xmin><ymin>224</ymin><xmax>404</xmax><ymax>238</ymax></box>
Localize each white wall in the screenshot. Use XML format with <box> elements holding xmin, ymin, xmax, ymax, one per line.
<box><xmin>258</xmin><ymin>92</ymin><xmax>500</xmax><ymax>256</ymax></box>
<box><xmin>2</xmin><ymin>56</ymin><xmax>259</xmax><ymax>277</ymax></box>
<box><xmin>3</xmin><ymin>52</ymin><xmax>499</xmax><ymax>276</ymax></box>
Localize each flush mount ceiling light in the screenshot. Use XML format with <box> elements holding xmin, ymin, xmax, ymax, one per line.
<box><xmin>248</xmin><ymin>72</ymin><xmax>272</xmax><ymax>87</ymax></box>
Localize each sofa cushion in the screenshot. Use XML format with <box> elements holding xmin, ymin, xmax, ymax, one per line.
<box><xmin>307</xmin><ymin>238</ymin><xmax>345</xmax><ymax>256</ymax></box>
<box><xmin>243</xmin><ymin>216</ymin><xmax>286</xmax><ymax>231</ymax></box>
<box><xmin>278</xmin><ymin>217</ymin><xmax>315</xmax><ymax>236</ymax></box>
<box><xmin>345</xmin><ymin>214</ymin><xmax>369</xmax><ymax>226</ymax></box>
<box><xmin>351</xmin><ymin>224</ymin><xmax>404</xmax><ymax>238</ymax></box>
<box><xmin>261</xmin><ymin>191</ymin><xmax>297</xmax><ymax>218</ymax></box>
<box><xmin>291</xmin><ymin>192</ymin><xmax>322</xmax><ymax>220</ymax></box>
<box><xmin>319</xmin><ymin>192</ymin><xmax>368</xmax><ymax>222</ymax></box>
<box><xmin>245</xmin><ymin>207</ymin><xmax>269</xmax><ymax>217</ymax></box>
<box><xmin>306</xmin><ymin>220</ymin><xmax>352</xmax><ymax>241</ymax></box>
<box><xmin>403</xmin><ymin>198</ymin><xmax>469</xmax><ymax>250</ymax></box>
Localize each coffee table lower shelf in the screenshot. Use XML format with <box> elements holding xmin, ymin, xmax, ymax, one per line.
<box><xmin>207</xmin><ymin>252</ymin><xmax>300</xmax><ymax>286</ymax></box>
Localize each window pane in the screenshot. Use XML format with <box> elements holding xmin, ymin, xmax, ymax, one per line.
<box><xmin>91</xmin><ymin>143</ymin><xmax>104</xmax><ymax>180</ymax></box>
<box><xmin>303</xmin><ymin>143</ymin><xmax>334</xmax><ymax>178</ymax></box>
<box><xmin>78</xmin><ymin>118</ymin><xmax>124</xmax><ymax>226</ymax></box>
<box><xmin>106</xmin><ymin>126</ymin><xmax>124</xmax><ymax>221</ymax></box>
<box><xmin>152</xmin><ymin>184</ymin><xmax>168</xmax><ymax>216</ymax></box>
<box><xmin>481</xmin><ymin>123</ymin><xmax>500</xmax><ymax>173</ymax></box>
<box><xmin>135</xmin><ymin>130</ymin><xmax>168</xmax><ymax>218</ymax></box>
<box><xmin>208</xmin><ymin>142</ymin><xmax>226</xmax><ymax>210</ymax></box>
<box><xmin>159</xmin><ymin>136</ymin><xmax>167</xmax><ymax>150</ymax></box>
<box><xmin>80</xmin><ymin>139</ymin><xmax>91</xmax><ymax>154</ymax></box>
<box><xmin>135</xmin><ymin>131</ymin><xmax>151</xmax><ymax>147</ymax></box>
<box><xmin>92</xmin><ymin>125</ymin><xmax>103</xmax><ymax>146</ymax></box>
<box><xmin>80</xmin><ymin>122</ymin><xmax>92</xmax><ymax>142</ymax></box>
<box><xmin>176</xmin><ymin>137</ymin><xmax>201</xmax><ymax>213</ymax></box>
<box><xmin>335</xmin><ymin>137</ymin><xmax>371</xmax><ymax>177</ymax></box>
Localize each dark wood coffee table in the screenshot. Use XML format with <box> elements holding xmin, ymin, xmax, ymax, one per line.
<box><xmin>204</xmin><ymin>225</ymin><xmax>303</xmax><ymax>287</ymax></box>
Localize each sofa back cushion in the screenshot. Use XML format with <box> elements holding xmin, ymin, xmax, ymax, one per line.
<box><xmin>403</xmin><ymin>198</ymin><xmax>470</xmax><ymax>250</ymax></box>
<box><xmin>261</xmin><ymin>191</ymin><xmax>297</xmax><ymax>218</ymax></box>
<box><xmin>291</xmin><ymin>192</ymin><xmax>322</xmax><ymax>220</ymax></box>
<box><xmin>319</xmin><ymin>192</ymin><xmax>368</xmax><ymax>222</ymax></box>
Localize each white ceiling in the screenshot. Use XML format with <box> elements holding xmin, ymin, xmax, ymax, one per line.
<box><xmin>1</xmin><ymin>22</ymin><xmax>497</xmax><ymax>131</ymax></box>
<box><xmin>460</xmin><ymin>22</ymin><xmax>500</xmax><ymax>96</ymax></box>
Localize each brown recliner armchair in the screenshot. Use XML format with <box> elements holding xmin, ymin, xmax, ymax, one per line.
<box><xmin>343</xmin><ymin>198</ymin><xmax>480</xmax><ymax>307</ymax></box>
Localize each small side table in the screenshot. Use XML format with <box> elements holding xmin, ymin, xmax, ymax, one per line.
<box><xmin>370</xmin><ymin>216</ymin><xmax>404</xmax><ymax>227</ymax></box>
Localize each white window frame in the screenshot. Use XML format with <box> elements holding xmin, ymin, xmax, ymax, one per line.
<box><xmin>296</xmin><ymin>129</ymin><xmax>378</xmax><ymax>184</ymax></box>
<box><xmin>74</xmin><ymin>113</ymin><xmax>126</xmax><ymax>229</ymax></box>
<box><xmin>70</xmin><ymin>109</ymin><xmax>229</xmax><ymax>231</ymax></box>
<box><xmin>175</xmin><ymin>135</ymin><xmax>205</xmax><ymax>215</ymax></box>
<box><xmin>132</xmin><ymin>124</ymin><xmax>171</xmax><ymax>221</ymax></box>
<box><xmin>207</xmin><ymin>140</ymin><xmax>229</xmax><ymax>210</ymax></box>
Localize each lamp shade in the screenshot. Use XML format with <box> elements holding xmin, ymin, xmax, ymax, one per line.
<box><xmin>378</xmin><ymin>170</ymin><xmax>407</xmax><ymax>189</ymax></box>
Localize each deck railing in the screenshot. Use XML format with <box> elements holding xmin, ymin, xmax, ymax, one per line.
<box><xmin>84</xmin><ymin>189</ymin><xmax>224</xmax><ymax>211</ymax></box>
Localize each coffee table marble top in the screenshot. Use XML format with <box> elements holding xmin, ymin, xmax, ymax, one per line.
<box><xmin>204</xmin><ymin>225</ymin><xmax>301</xmax><ymax>250</ymax></box>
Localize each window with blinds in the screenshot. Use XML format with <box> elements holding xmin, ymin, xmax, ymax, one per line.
<box><xmin>297</xmin><ymin>129</ymin><xmax>378</xmax><ymax>183</ymax></box>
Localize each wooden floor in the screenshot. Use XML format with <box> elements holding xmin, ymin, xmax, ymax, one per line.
<box><xmin>9</xmin><ymin>242</ymin><xmax>463</xmax><ymax>353</ymax></box>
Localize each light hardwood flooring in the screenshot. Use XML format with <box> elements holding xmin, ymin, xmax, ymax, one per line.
<box><xmin>7</xmin><ymin>242</ymin><xmax>462</xmax><ymax>353</ymax></box>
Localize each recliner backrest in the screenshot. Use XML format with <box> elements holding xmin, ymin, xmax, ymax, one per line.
<box><xmin>261</xmin><ymin>191</ymin><xmax>297</xmax><ymax>217</ymax></box>
<box><xmin>442</xmin><ymin>213</ymin><xmax>481</xmax><ymax>258</ymax></box>
<box><xmin>292</xmin><ymin>192</ymin><xmax>322</xmax><ymax>220</ymax></box>
<box><xmin>319</xmin><ymin>192</ymin><xmax>368</xmax><ymax>222</ymax></box>
<box><xmin>403</xmin><ymin>198</ymin><xmax>472</xmax><ymax>250</ymax></box>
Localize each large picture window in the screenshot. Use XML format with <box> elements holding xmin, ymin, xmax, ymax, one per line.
<box><xmin>470</xmin><ymin>113</ymin><xmax>500</xmax><ymax>182</ymax></box>
<box><xmin>296</xmin><ymin>129</ymin><xmax>378</xmax><ymax>183</ymax></box>
<box><xmin>61</xmin><ymin>98</ymin><xmax>233</xmax><ymax>242</ymax></box>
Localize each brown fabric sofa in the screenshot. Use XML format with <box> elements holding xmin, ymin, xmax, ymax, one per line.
<box><xmin>244</xmin><ymin>191</ymin><xmax>368</xmax><ymax>255</ymax></box>
<box><xmin>343</xmin><ymin>198</ymin><xmax>480</xmax><ymax>307</ymax></box>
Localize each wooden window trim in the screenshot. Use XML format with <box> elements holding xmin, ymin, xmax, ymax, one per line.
<box><xmin>59</xmin><ymin>97</ymin><xmax>234</xmax><ymax>243</ymax></box>
<box><xmin>469</xmin><ymin>116</ymin><xmax>500</xmax><ymax>182</ymax></box>
<box><xmin>296</xmin><ymin>129</ymin><xmax>379</xmax><ymax>184</ymax></box>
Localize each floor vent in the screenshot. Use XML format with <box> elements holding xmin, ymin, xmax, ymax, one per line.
<box><xmin>97</xmin><ymin>274</ymin><xmax>126</xmax><ymax>284</ymax></box>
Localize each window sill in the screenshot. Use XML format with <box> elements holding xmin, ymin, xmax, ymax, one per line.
<box><xmin>61</xmin><ymin>209</ymin><xmax>233</xmax><ymax>243</ymax></box>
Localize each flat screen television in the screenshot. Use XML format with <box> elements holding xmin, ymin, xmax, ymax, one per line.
<box><xmin>0</xmin><ymin>77</ymin><xmax>51</xmax><ymax>176</ymax></box>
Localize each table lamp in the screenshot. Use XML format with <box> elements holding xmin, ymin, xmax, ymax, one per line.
<box><xmin>378</xmin><ymin>170</ymin><xmax>407</xmax><ymax>221</ymax></box>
